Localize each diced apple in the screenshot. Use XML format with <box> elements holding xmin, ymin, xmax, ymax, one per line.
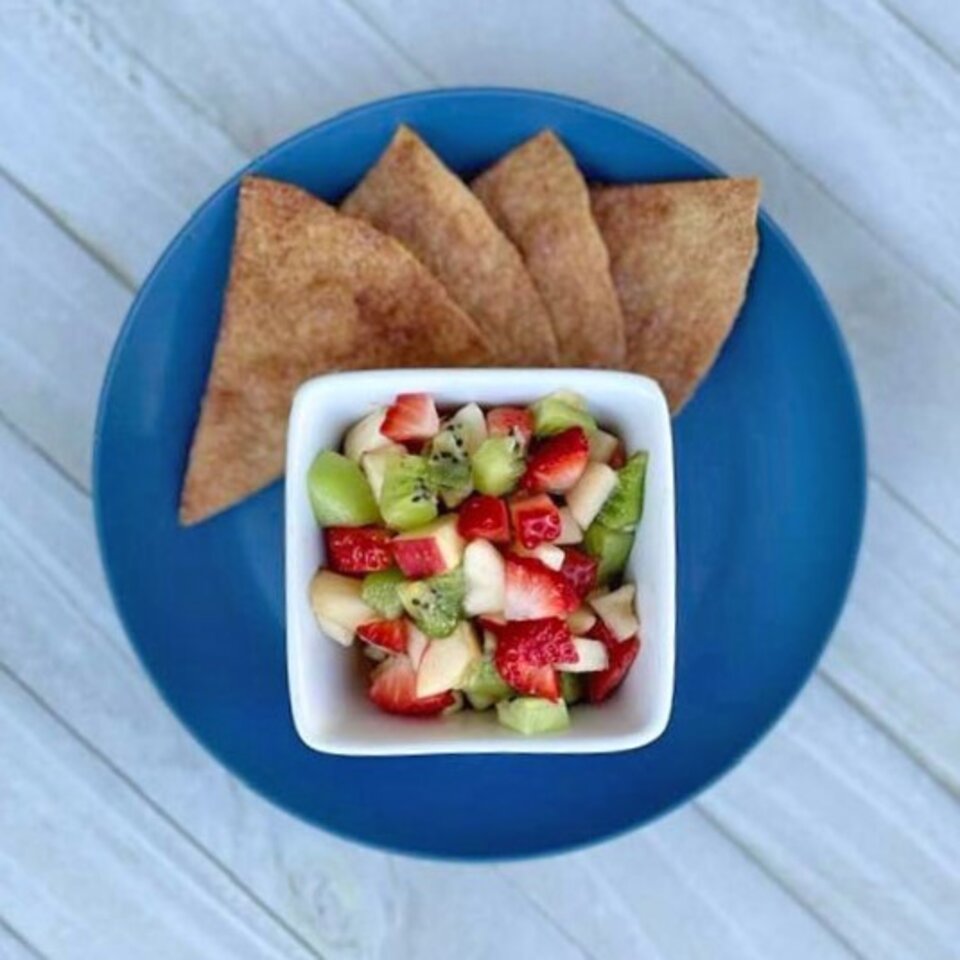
<box><xmin>309</xmin><ymin>570</ymin><xmax>377</xmax><ymax>645</ymax></box>
<box><xmin>463</xmin><ymin>539</ymin><xmax>506</xmax><ymax>615</ymax></box>
<box><xmin>482</xmin><ymin>629</ymin><xmax>498</xmax><ymax>655</ymax></box>
<box><xmin>558</xmin><ymin>638</ymin><xmax>610</xmax><ymax>673</ymax></box>
<box><xmin>416</xmin><ymin>621</ymin><xmax>482</xmax><ymax>698</ymax></box>
<box><xmin>531</xmin><ymin>544</ymin><xmax>565</xmax><ymax>571</ymax></box>
<box><xmin>567</xmin><ymin>606</ymin><xmax>597</xmax><ymax>634</ymax></box>
<box><xmin>360</xmin><ymin>444</ymin><xmax>404</xmax><ymax>501</ymax></box>
<box><xmin>555</xmin><ymin>506</ymin><xmax>583</xmax><ymax>545</ymax></box>
<box><xmin>566</xmin><ymin>462</ymin><xmax>618</xmax><ymax>529</ymax></box>
<box><xmin>392</xmin><ymin>516</ymin><xmax>465</xmax><ymax>578</ymax></box>
<box><xmin>344</xmin><ymin>407</ymin><xmax>389</xmax><ymax>461</ymax></box>
<box><xmin>406</xmin><ymin>622</ymin><xmax>430</xmax><ymax>670</ymax></box>
<box><xmin>450</xmin><ymin>403</ymin><xmax>488</xmax><ymax>453</ymax></box>
<box><xmin>588</xmin><ymin>429</ymin><xmax>620</xmax><ymax>464</ymax></box>
<box><xmin>589</xmin><ymin>583</ymin><xmax>640</xmax><ymax>641</ymax></box>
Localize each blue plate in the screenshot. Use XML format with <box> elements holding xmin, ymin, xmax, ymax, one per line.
<box><xmin>94</xmin><ymin>89</ymin><xmax>865</xmax><ymax>859</ymax></box>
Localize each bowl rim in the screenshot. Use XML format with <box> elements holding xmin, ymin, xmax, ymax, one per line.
<box><xmin>285</xmin><ymin>367</ymin><xmax>676</xmax><ymax>756</ymax></box>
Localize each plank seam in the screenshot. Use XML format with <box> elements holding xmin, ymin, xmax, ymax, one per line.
<box><xmin>0</xmin><ymin>662</ymin><xmax>329</xmax><ymax>960</ymax></box>
<box><xmin>0</xmin><ymin>916</ymin><xmax>47</xmax><ymax>960</ymax></box>
<box><xmin>869</xmin><ymin>0</ymin><xmax>960</xmax><ymax>74</ymax></box>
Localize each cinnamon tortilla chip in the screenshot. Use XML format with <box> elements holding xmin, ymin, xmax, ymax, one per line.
<box><xmin>342</xmin><ymin>126</ymin><xmax>559</xmax><ymax>366</ymax></box>
<box><xmin>590</xmin><ymin>179</ymin><xmax>760</xmax><ymax>411</ymax></box>
<box><xmin>180</xmin><ymin>176</ymin><xmax>490</xmax><ymax>525</ymax></box>
<box><xmin>473</xmin><ymin>131</ymin><xmax>625</xmax><ymax>367</ymax></box>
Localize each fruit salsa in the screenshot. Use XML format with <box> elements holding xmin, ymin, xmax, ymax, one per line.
<box><xmin>306</xmin><ymin>390</ymin><xmax>647</xmax><ymax>735</ymax></box>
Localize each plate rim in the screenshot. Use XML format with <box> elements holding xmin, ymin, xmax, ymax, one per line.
<box><xmin>92</xmin><ymin>86</ymin><xmax>867</xmax><ymax>860</ymax></box>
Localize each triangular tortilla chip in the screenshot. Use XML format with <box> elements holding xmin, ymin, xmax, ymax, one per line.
<box><xmin>180</xmin><ymin>176</ymin><xmax>490</xmax><ymax>525</ymax></box>
<box><xmin>472</xmin><ymin>131</ymin><xmax>625</xmax><ymax>368</ymax></box>
<box><xmin>342</xmin><ymin>126</ymin><xmax>559</xmax><ymax>367</ymax></box>
<box><xmin>590</xmin><ymin>179</ymin><xmax>760</xmax><ymax>411</ymax></box>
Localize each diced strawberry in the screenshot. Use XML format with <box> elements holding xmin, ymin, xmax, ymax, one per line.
<box><xmin>522</xmin><ymin>427</ymin><xmax>589</xmax><ymax>493</ymax></box>
<box><xmin>356</xmin><ymin>619</ymin><xmax>408</xmax><ymax>654</ymax></box>
<box><xmin>586</xmin><ymin>636</ymin><xmax>640</xmax><ymax>703</ymax></box>
<box><xmin>495</xmin><ymin>618</ymin><xmax>575</xmax><ymax>700</ymax></box>
<box><xmin>608</xmin><ymin>442</ymin><xmax>627</xmax><ymax>470</ymax></box>
<box><xmin>381</xmin><ymin>393</ymin><xmax>440</xmax><ymax>443</ymax></box>
<box><xmin>368</xmin><ymin>656</ymin><xmax>455</xmax><ymax>716</ymax></box>
<box><xmin>559</xmin><ymin>547</ymin><xmax>599</xmax><ymax>599</ymax></box>
<box><xmin>486</xmin><ymin>406</ymin><xmax>534</xmax><ymax>450</ymax></box>
<box><xmin>504</xmin><ymin>554</ymin><xmax>579</xmax><ymax>620</ymax></box>
<box><xmin>509</xmin><ymin>494</ymin><xmax>562</xmax><ymax>549</ymax></box>
<box><xmin>457</xmin><ymin>494</ymin><xmax>511</xmax><ymax>543</ymax></box>
<box><xmin>324</xmin><ymin>526</ymin><xmax>393</xmax><ymax>574</ymax></box>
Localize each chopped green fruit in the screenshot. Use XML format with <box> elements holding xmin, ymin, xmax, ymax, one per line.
<box><xmin>398</xmin><ymin>568</ymin><xmax>465</xmax><ymax>638</ymax></box>
<box><xmin>531</xmin><ymin>396</ymin><xmax>597</xmax><ymax>437</ymax></box>
<box><xmin>596</xmin><ymin>451</ymin><xmax>648</xmax><ymax>531</ymax></box>
<box><xmin>560</xmin><ymin>672</ymin><xmax>584</xmax><ymax>705</ymax></box>
<box><xmin>472</xmin><ymin>436</ymin><xmax>524</xmax><ymax>495</ymax></box>
<box><xmin>462</xmin><ymin>657</ymin><xmax>513</xmax><ymax>710</ymax></box>
<box><xmin>307</xmin><ymin>450</ymin><xmax>380</xmax><ymax>526</ymax></box>
<box><xmin>380</xmin><ymin>455</ymin><xmax>438</xmax><ymax>531</ymax></box>
<box><xmin>497</xmin><ymin>697</ymin><xmax>570</xmax><ymax>734</ymax></box>
<box><xmin>426</xmin><ymin>421</ymin><xmax>473</xmax><ymax>503</ymax></box>
<box><xmin>360</xmin><ymin>568</ymin><xmax>407</xmax><ymax>619</ymax></box>
<box><xmin>583</xmin><ymin>522</ymin><xmax>635</xmax><ymax>586</ymax></box>
<box><xmin>544</xmin><ymin>389</ymin><xmax>588</xmax><ymax>410</ymax></box>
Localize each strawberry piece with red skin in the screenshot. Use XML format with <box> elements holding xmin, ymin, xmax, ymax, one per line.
<box><xmin>368</xmin><ymin>656</ymin><xmax>455</xmax><ymax>716</ymax></box>
<box><xmin>522</xmin><ymin>427</ymin><xmax>590</xmax><ymax>493</ymax></box>
<box><xmin>381</xmin><ymin>393</ymin><xmax>440</xmax><ymax>443</ymax></box>
<box><xmin>324</xmin><ymin>526</ymin><xmax>393</xmax><ymax>574</ymax></box>
<box><xmin>457</xmin><ymin>495</ymin><xmax>511</xmax><ymax>543</ymax></box>
<box><xmin>356</xmin><ymin>619</ymin><xmax>408</xmax><ymax>654</ymax></box>
<box><xmin>509</xmin><ymin>494</ymin><xmax>562</xmax><ymax>549</ymax></box>
<box><xmin>504</xmin><ymin>554</ymin><xmax>579</xmax><ymax>620</ymax></box>
<box><xmin>559</xmin><ymin>547</ymin><xmax>599</xmax><ymax>599</ymax></box>
<box><xmin>486</xmin><ymin>406</ymin><xmax>534</xmax><ymax>449</ymax></box>
<box><xmin>586</xmin><ymin>636</ymin><xmax>640</xmax><ymax>703</ymax></box>
<box><xmin>495</xmin><ymin>617</ymin><xmax>576</xmax><ymax>699</ymax></box>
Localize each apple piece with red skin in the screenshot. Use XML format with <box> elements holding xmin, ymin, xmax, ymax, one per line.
<box><xmin>391</xmin><ymin>515</ymin><xmax>465</xmax><ymax>579</ymax></box>
<box><xmin>416</xmin><ymin>621</ymin><xmax>482</xmax><ymax>698</ymax></box>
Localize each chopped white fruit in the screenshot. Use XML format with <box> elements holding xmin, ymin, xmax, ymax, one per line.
<box><xmin>566</xmin><ymin>462</ymin><xmax>618</xmax><ymax>529</ymax></box>
<box><xmin>482</xmin><ymin>629</ymin><xmax>498</xmax><ymax>655</ymax></box>
<box><xmin>567</xmin><ymin>606</ymin><xmax>597</xmax><ymax>634</ymax></box>
<box><xmin>309</xmin><ymin>570</ymin><xmax>377</xmax><ymax>645</ymax></box>
<box><xmin>531</xmin><ymin>544</ymin><xmax>565</xmax><ymax>571</ymax></box>
<box><xmin>392</xmin><ymin>515</ymin><xmax>465</xmax><ymax>578</ymax></box>
<box><xmin>450</xmin><ymin>403</ymin><xmax>488</xmax><ymax>453</ymax></box>
<box><xmin>406</xmin><ymin>623</ymin><xmax>430</xmax><ymax>670</ymax></box>
<box><xmin>463</xmin><ymin>539</ymin><xmax>506</xmax><ymax>615</ymax></box>
<box><xmin>589</xmin><ymin>583</ymin><xmax>640</xmax><ymax>641</ymax></box>
<box><xmin>555</xmin><ymin>506</ymin><xmax>583</xmax><ymax>545</ymax></box>
<box><xmin>416</xmin><ymin>621</ymin><xmax>481</xmax><ymax>698</ymax></box>
<box><xmin>360</xmin><ymin>444</ymin><xmax>404</xmax><ymax>501</ymax></box>
<box><xmin>559</xmin><ymin>638</ymin><xmax>610</xmax><ymax>673</ymax></box>
<box><xmin>344</xmin><ymin>407</ymin><xmax>389</xmax><ymax>461</ymax></box>
<box><xmin>546</xmin><ymin>389</ymin><xmax>588</xmax><ymax>410</ymax></box>
<box><xmin>588</xmin><ymin>429</ymin><xmax>620</xmax><ymax>464</ymax></box>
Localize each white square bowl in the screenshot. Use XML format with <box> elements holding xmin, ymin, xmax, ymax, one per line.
<box><xmin>286</xmin><ymin>369</ymin><xmax>675</xmax><ymax>756</ymax></box>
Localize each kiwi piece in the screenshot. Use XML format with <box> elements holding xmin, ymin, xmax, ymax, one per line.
<box><xmin>531</xmin><ymin>396</ymin><xmax>597</xmax><ymax>437</ymax></box>
<box><xmin>397</xmin><ymin>568</ymin><xmax>465</xmax><ymax>638</ymax></box>
<box><xmin>426</xmin><ymin>421</ymin><xmax>473</xmax><ymax>505</ymax></box>
<box><xmin>472</xmin><ymin>436</ymin><xmax>524</xmax><ymax>496</ymax></box>
<box><xmin>595</xmin><ymin>452</ymin><xmax>648</xmax><ymax>531</ymax></box>
<box><xmin>380</xmin><ymin>455</ymin><xmax>438</xmax><ymax>531</ymax></box>
<box><xmin>496</xmin><ymin>697</ymin><xmax>570</xmax><ymax>734</ymax></box>
<box><xmin>462</xmin><ymin>657</ymin><xmax>513</xmax><ymax>710</ymax></box>
<box><xmin>360</xmin><ymin>568</ymin><xmax>407</xmax><ymax>619</ymax></box>
<box><xmin>583</xmin><ymin>523</ymin><xmax>635</xmax><ymax>586</ymax></box>
<box><xmin>560</xmin><ymin>672</ymin><xmax>584</xmax><ymax>705</ymax></box>
<box><xmin>307</xmin><ymin>450</ymin><xmax>380</xmax><ymax>526</ymax></box>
